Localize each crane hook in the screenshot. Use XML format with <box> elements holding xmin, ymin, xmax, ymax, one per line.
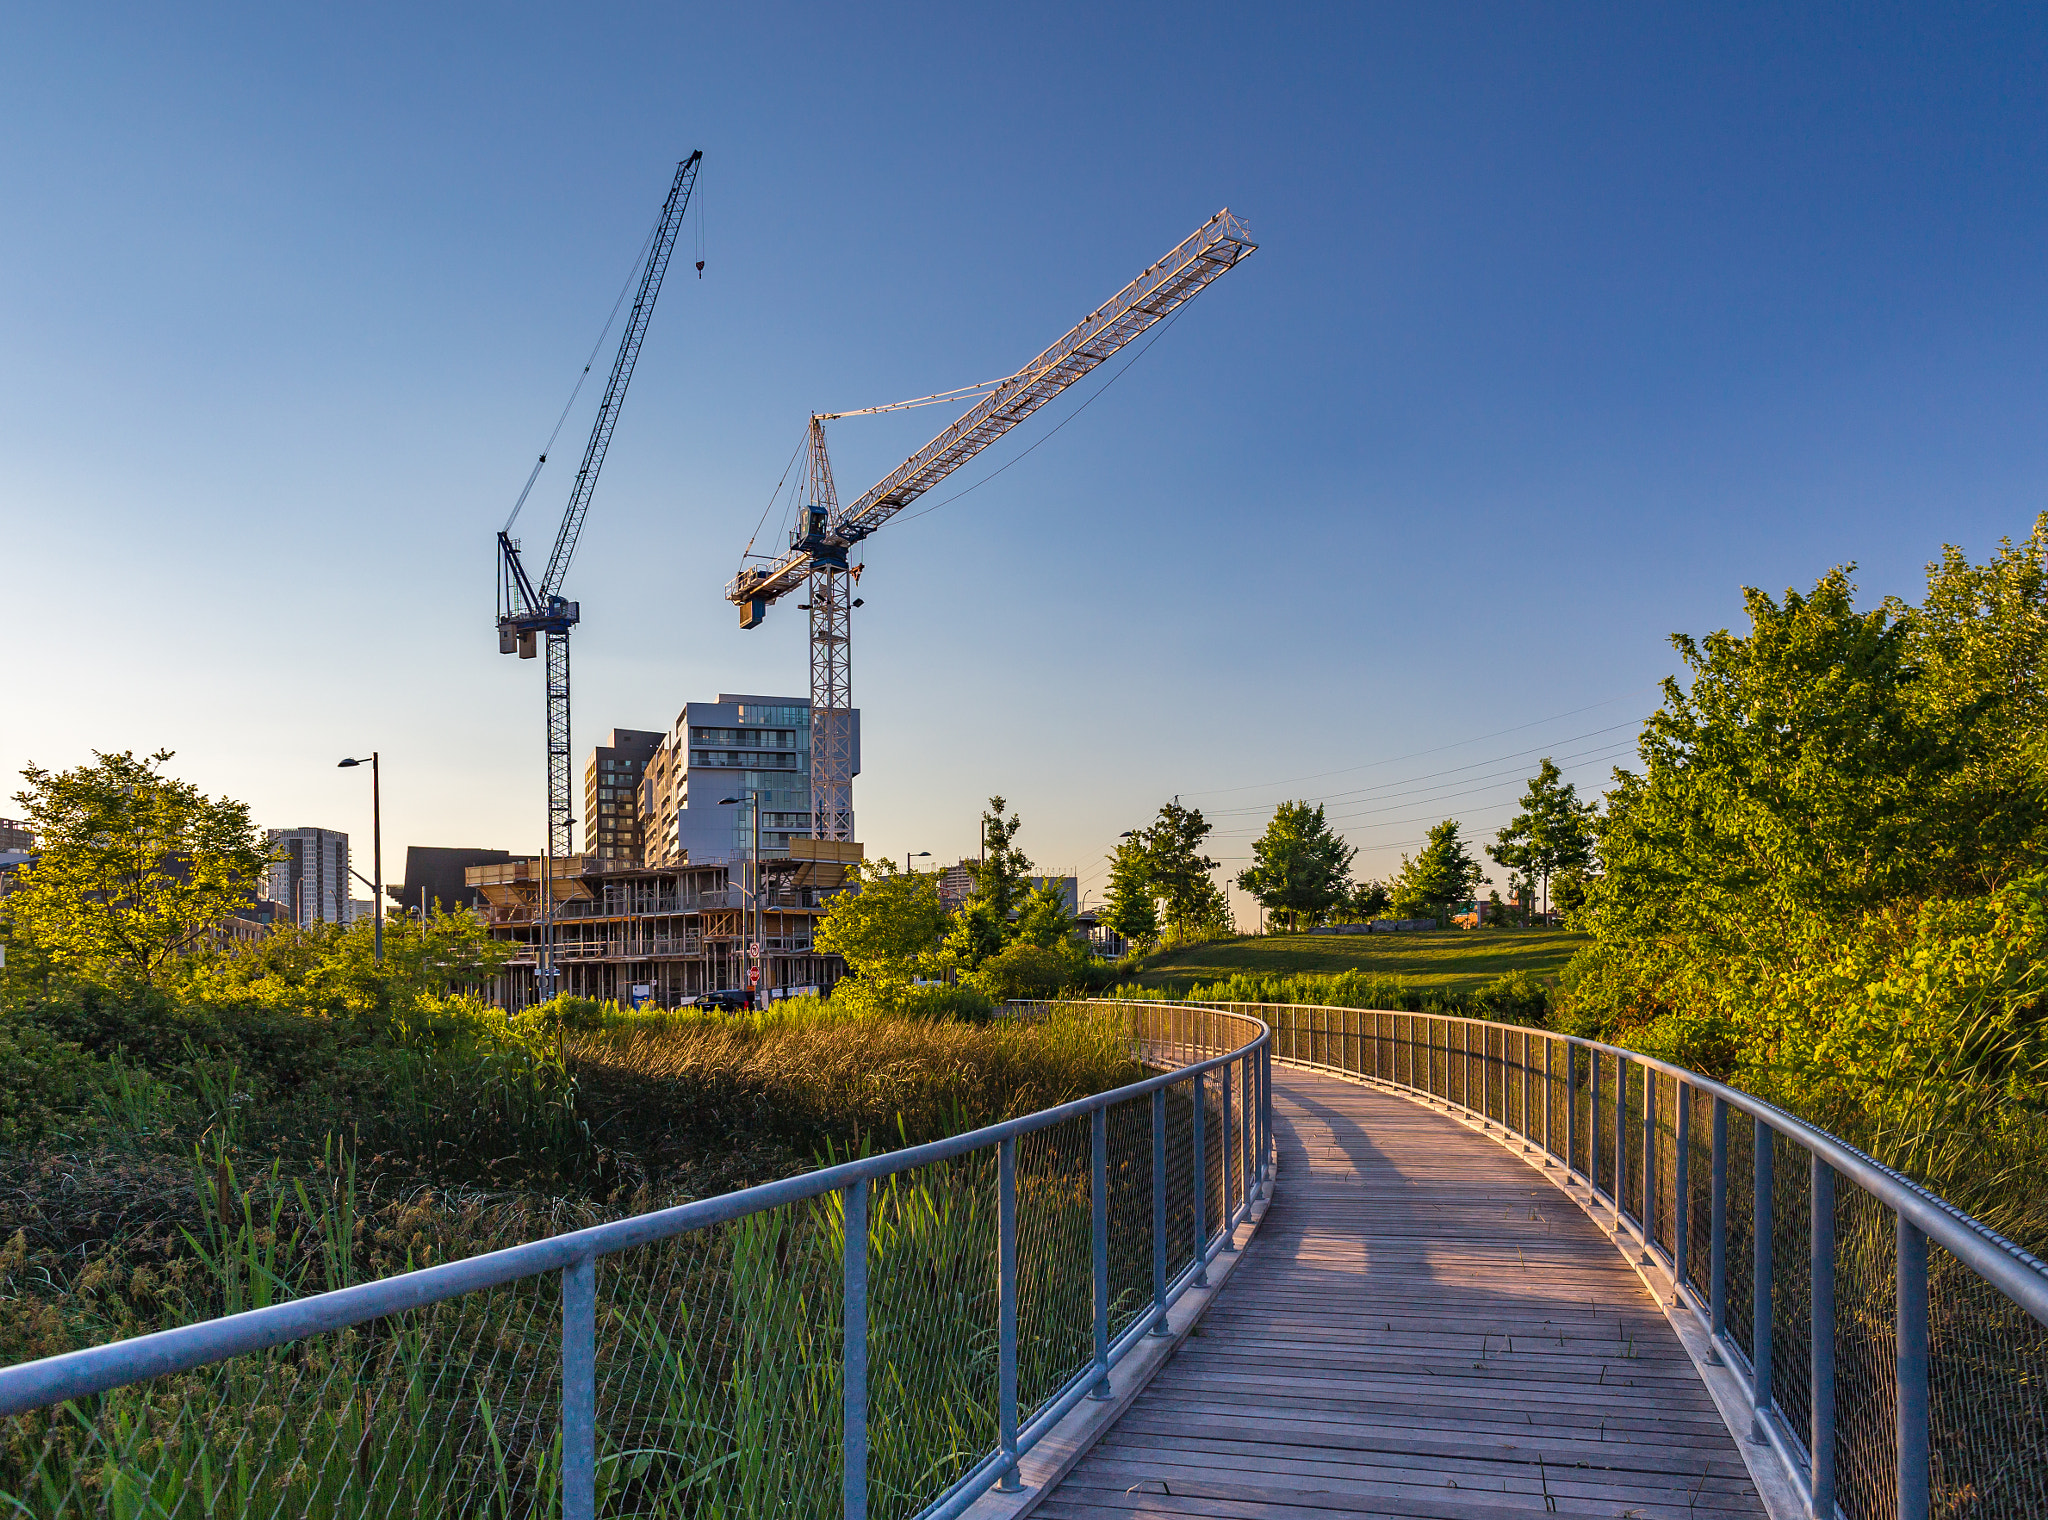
<box><xmin>696</xmin><ymin>260</ymin><xmax>705</xmax><ymax>278</ymax></box>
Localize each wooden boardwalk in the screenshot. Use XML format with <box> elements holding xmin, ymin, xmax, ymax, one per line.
<box><xmin>1039</xmin><ymin>1066</ymin><xmax>1766</xmax><ymax>1520</ymax></box>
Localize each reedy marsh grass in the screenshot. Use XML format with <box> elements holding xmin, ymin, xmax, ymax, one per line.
<box><xmin>1</xmin><ymin>1002</ymin><xmax>1161</xmax><ymax>1518</ymax></box>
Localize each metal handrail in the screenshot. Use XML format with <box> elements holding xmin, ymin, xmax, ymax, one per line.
<box><xmin>0</xmin><ymin>1002</ymin><xmax>1274</xmax><ymax>1520</ymax></box>
<box><xmin>1169</xmin><ymin>997</ymin><xmax>2048</xmax><ymax>1520</ymax></box>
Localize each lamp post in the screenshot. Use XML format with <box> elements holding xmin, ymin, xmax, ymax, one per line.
<box><xmin>336</xmin><ymin>754</ymin><xmax>382</xmax><ymax>963</ymax></box>
<box><xmin>720</xmin><ymin>793</ymin><xmax>763</xmax><ymax>1008</ymax></box>
<box><xmin>906</xmin><ymin>850</ymin><xmax>929</xmax><ymax>875</ymax></box>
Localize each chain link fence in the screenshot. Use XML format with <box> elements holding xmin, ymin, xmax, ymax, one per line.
<box><xmin>0</xmin><ymin>1004</ymin><xmax>1272</xmax><ymax>1520</ymax></box>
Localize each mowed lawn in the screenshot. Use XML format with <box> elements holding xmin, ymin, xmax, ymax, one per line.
<box><xmin>1124</xmin><ymin>928</ymin><xmax>1588</xmax><ymax>997</ymax></box>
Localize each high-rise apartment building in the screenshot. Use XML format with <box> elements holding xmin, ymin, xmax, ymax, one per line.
<box><xmin>583</xmin><ymin>729</ymin><xmax>663</xmax><ymax>864</ymax></box>
<box><xmin>265</xmin><ymin>828</ymin><xmax>351</xmax><ymax>927</ymax></box>
<box><xmin>642</xmin><ymin>693</ymin><xmax>858</xmax><ymax>866</ymax></box>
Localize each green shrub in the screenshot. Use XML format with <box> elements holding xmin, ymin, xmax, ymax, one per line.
<box><xmin>0</xmin><ymin>1019</ymin><xmax>101</xmax><ymax>1146</ymax></box>
<box><xmin>1472</xmin><ymin>968</ymin><xmax>1548</xmax><ymax>1026</ymax></box>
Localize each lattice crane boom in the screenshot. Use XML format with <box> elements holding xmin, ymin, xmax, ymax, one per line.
<box><xmin>725</xmin><ymin>208</ymin><xmax>1256</xmax><ymax>614</ymax></box>
<box><xmin>725</xmin><ymin>209</ymin><xmax>1255</xmax><ymax>843</ymax></box>
<box><xmin>496</xmin><ymin>151</ymin><xmax>700</xmax><ymax>867</ymax></box>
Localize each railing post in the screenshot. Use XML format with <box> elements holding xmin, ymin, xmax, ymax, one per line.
<box><xmin>1090</xmin><ymin>1105</ymin><xmax>1111</xmax><ymax>1399</ymax></box>
<box><xmin>1590</xmin><ymin>1050</ymin><xmax>1602</xmax><ymax>1201</ymax></box>
<box><xmin>1643</xmin><ymin>1064</ymin><xmax>1658</xmax><ymax>1256</ymax></box>
<box><xmin>1613</xmin><ymin>1054</ymin><xmax>1628</xmax><ymax>1228</ymax></box>
<box><xmin>1544</xmin><ymin>1037</ymin><xmax>1554</xmax><ymax>1163</ymax></box>
<box><xmin>1192</xmin><ymin>1070</ymin><xmax>1208</xmax><ymax>1286</ymax></box>
<box><xmin>562</xmin><ymin>1253</ymin><xmax>596</xmax><ymax>1520</ymax></box>
<box><xmin>1149</xmin><ymin>1088</ymin><xmax>1170</xmax><ymax>1335</ymax></box>
<box><xmin>1253</xmin><ymin>1040</ymin><xmax>1269</xmax><ymax>1196</ymax></box>
<box><xmin>1811</xmin><ymin>1154</ymin><xmax>1835</xmax><ymax>1520</ymax></box>
<box><xmin>844</xmin><ymin>1177</ymin><xmax>869</xmax><ymax>1520</ymax></box>
<box><xmin>1520</xmin><ymin>1030</ymin><xmax>1532</xmax><ymax>1145</ymax></box>
<box><xmin>1565</xmin><ymin>1042</ymin><xmax>1577</xmax><ymax>1179</ymax></box>
<box><xmin>1897</xmin><ymin>1217</ymin><xmax>1930</xmax><ymax>1520</ymax></box>
<box><xmin>1674</xmin><ymin>1082</ymin><xmax>1691</xmax><ymax>1294</ymax></box>
<box><xmin>1709</xmin><ymin>1097</ymin><xmax>1728</xmax><ymax>1364</ymax></box>
<box><xmin>1222</xmin><ymin>1058</ymin><xmax>1237</xmax><ymax>1227</ymax></box>
<box><xmin>1461</xmin><ymin>1020</ymin><xmax>1471</xmax><ymax>1111</ymax></box>
<box><xmin>997</xmin><ymin>1138</ymin><xmax>1022</xmax><ymax>1489</ymax></box>
<box><xmin>1751</xmin><ymin>1117</ymin><xmax>1774</xmax><ymax>1442</ymax></box>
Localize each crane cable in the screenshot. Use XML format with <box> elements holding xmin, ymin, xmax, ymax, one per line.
<box><xmin>502</xmin><ymin>208</ymin><xmax>668</xmax><ymax>536</ymax></box>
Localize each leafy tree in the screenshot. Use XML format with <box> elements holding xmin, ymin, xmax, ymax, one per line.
<box><xmin>963</xmin><ymin>797</ymin><xmax>1032</xmax><ymax>925</ymax></box>
<box><xmin>1140</xmin><ymin>801</ymin><xmax>1222</xmax><ymax>941</ymax></box>
<box><xmin>1236</xmin><ymin>801</ymin><xmax>1356</xmax><ymax>931</ymax></box>
<box><xmin>4</xmin><ymin>750</ymin><xmax>271</xmax><ymax>987</ymax></box>
<box><xmin>1349</xmin><ymin>879</ymin><xmax>1391</xmax><ymax>921</ymax></box>
<box><xmin>1488</xmin><ymin>759</ymin><xmax>1597</xmax><ymax>921</ymax></box>
<box><xmin>942</xmin><ymin>899</ymin><xmax>1006</xmax><ymax>972</ymax></box>
<box><xmin>1388</xmin><ymin>820</ymin><xmax>1485</xmax><ymax>922</ymax></box>
<box><xmin>1012</xmin><ymin>879</ymin><xmax>1078</xmax><ymax>949</ymax></box>
<box><xmin>815</xmin><ymin>860</ymin><xmax>948</xmax><ymax>991</ymax></box>
<box><xmin>1099</xmin><ymin>834</ymin><xmax>1159</xmax><ymax>947</ymax></box>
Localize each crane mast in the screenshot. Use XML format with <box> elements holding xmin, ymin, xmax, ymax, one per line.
<box><xmin>728</xmin><ymin>208</ymin><xmax>1255</xmax><ymax>842</ymax></box>
<box><xmin>498</xmin><ymin>151</ymin><xmax>701</xmax><ymax>867</ymax></box>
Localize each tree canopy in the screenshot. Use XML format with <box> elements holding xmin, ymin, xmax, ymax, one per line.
<box><xmin>1388</xmin><ymin>820</ymin><xmax>1485</xmax><ymax>921</ymax></box>
<box><xmin>4</xmin><ymin>750</ymin><xmax>271</xmax><ymax>987</ymax></box>
<box><xmin>1236</xmin><ymin>800</ymin><xmax>1355</xmax><ymax>931</ymax></box>
<box><xmin>1487</xmin><ymin>759</ymin><xmax>1596</xmax><ymax>920</ymax></box>
<box><xmin>963</xmin><ymin>797</ymin><xmax>1032</xmax><ymax>922</ymax></box>
<box><xmin>1099</xmin><ymin>834</ymin><xmax>1159</xmax><ymax>946</ymax></box>
<box><xmin>815</xmin><ymin>859</ymin><xmax>948</xmax><ymax>990</ymax></box>
<box><xmin>1141</xmin><ymin>801</ymin><xmax>1227</xmax><ymax>939</ymax></box>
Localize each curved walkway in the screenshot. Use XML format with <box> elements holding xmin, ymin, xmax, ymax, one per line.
<box><xmin>1041</xmin><ymin>1066</ymin><xmax>1767</xmax><ymax>1519</ymax></box>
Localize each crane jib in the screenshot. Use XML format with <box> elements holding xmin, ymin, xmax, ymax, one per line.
<box><xmin>724</xmin><ymin>208</ymin><xmax>1255</xmax><ymax>613</ymax></box>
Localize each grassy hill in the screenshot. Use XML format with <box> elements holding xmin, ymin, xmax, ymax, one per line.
<box><xmin>1122</xmin><ymin>928</ymin><xmax>1587</xmax><ymax>998</ymax></box>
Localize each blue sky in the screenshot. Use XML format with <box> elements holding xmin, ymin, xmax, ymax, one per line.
<box><xmin>5</xmin><ymin>5</ymin><xmax>2045</xmax><ymax>920</ymax></box>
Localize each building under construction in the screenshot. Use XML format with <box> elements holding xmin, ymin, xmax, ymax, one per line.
<box><xmin>467</xmin><ymin>841</ymin><xmax>861</xmax><ymax>1008</ymax></box>
<box><xmin>469</xmin><ymin>691</ymin><xmax>864</xmax><ymax>1009</ymax></box>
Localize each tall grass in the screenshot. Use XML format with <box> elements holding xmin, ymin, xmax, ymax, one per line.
<box><xmin>1</xmin><ymin>1003</ymin><xmax>1162</xmax><ymax>1517</ymax></box>
<box><xmin>570</xmin><ymin>1001</ymin><xmax>1141</xmax><ymax>1163</ymax></box>
<box><xmin>1</xmin><ymin>1064</ymin><xmax>1207</xmax><ymax>1520</ymax></box>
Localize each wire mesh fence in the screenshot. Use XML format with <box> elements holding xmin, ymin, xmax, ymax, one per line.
<box><xmin>0</xmin><ymin>1004</ymin><xmax>1272</xmax><ymax>1520</ymax></box>
<box><xmin>1213</xmin><ymin>999</ymin><xmax>2048</xmax><ymax>1520</ymax></box>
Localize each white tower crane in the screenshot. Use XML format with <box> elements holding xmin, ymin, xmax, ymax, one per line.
<box><xmin>726</xmin><ymin>209</ymin><xmax>1256</xmax><ymax>841</ymax></box>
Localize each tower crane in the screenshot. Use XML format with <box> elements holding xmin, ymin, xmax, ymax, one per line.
<box><xmin>726</xmin><ymin>208</ymin><xmax>1256</xmax><ymax>842</ymax></box>
<box><xmin>497</xmin><ymin>150</ymin><xmax>701</xmax><ymax>871</ymax></box>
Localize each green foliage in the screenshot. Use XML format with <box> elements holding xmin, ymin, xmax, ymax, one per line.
<box><xmin>941</xmin><ymin>898</ymin><xmax>1005</xmax><ymax>972</ymax></box>
<box><xmin>1099</xmin><ymin>834</ymin><xmax>1159</xmax><ymax>946</ymax></box>
<box><xmin>1347</xmin><ymin>879</ymin><xmax>1390</xmax><ymax>922</ymax></box>
<box><xmin>965</xmin><ymin>941</ymin><xmax>1113</xmax><ymax>1004</ymax></box>
<box><xmin>816</xmin><ymin>860</ymin><xmax>949</xmax><ymax>993</ymax></box>
<box><xmin>1563</xmin><ymin>521</ymin><xmax>2048</xmax><ymax>1244</ymax></box>
<box><xmin>1388</xmin><ymin>819</ymin><xmax>1485</xmax><ymax>921</ymax></box>
<box><xmin>1140</xmin><ymin>801</ymin><xmax>1227</xmax><ymax>939</ymax></box>
<box><xmin>1487</xmin><ymin>759</ymin><xmax>1597</xmax><ymax>920</ymax></box>
<box><xmin>1472</xmin><ymin>969</ymin><xmax>1548</xmax><ymax>1026</ymax></box>
<box><xmin>962</xmin><ymin>796</ymin><xmax>1031</xmax><ymax>923</ymax></box>
<box><xmin>0</xmin><ymin>1019</ymin><xmax>100</xmax><ymax>1146</ymax></box>
<box><xmin>1235</xmin><ymin>800</ymin><xmax>1356</xmax><ymax>931</ymax></box>
<box><xmin>1010</xmin><ymin>879</ymin><xmax>1077</xmax><ymax>949</ymax></box>
<box><xmin>4</xmin><ymin>750</ymin><xmax>271</xmax><ymax>988</ymax></box>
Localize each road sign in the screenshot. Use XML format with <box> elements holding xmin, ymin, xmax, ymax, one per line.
<box><xmin>748</xmin><ymin>942</ymin><xmax>761</xmax><ymax>961</ymax></box>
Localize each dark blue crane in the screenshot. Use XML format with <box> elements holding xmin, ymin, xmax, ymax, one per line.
<box><xmin>497</xmin><ymin>150</ymin><xmax>701</xmax><ymax>887</ymax></box>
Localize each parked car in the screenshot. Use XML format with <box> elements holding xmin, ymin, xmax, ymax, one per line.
<box><xmin>693</xmin><ymin>988</ymin><xmax>754</xmax><ymax>1012</ymax></box>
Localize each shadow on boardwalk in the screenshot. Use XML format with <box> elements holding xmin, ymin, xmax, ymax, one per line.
<box><xmin>1039</xmin><ymin>1067</ymin><xmax>1766</xmax><ymax>1519</ymax></box>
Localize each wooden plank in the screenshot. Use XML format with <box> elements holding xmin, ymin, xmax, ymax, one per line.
<box><xmin>1038</xmin><ymin>1066</ymin><xmax>1767</xmax><ymax>1519</ymax></box>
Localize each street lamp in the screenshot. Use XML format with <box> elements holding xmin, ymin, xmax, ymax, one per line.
<box><xmin>336</xmin><ymin>754</ymin><xmax>382</xmax><ymax>963</ymax></box>
<box><xmin>720</xmin><ymin>794</ymin><xmax>764</xmax><ymax>1008</ymax></box>
<box><xmin>906</xmin><ymin>849</ymin><xmax>929</xmax><ymax>874</ymax></box>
